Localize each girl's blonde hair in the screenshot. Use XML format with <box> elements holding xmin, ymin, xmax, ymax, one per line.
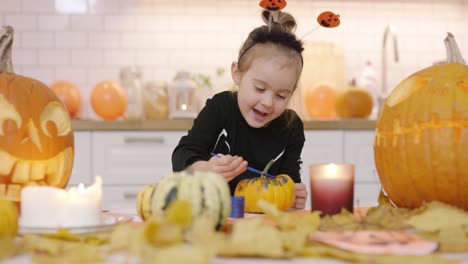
<box><xmin>237</xmin><ymin>10</ymin><xmax>304</xmax><ymax>79</ymax></box>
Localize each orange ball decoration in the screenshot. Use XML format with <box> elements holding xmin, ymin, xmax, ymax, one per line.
<box><xmin>91</xmin><ymin>80</ymin><xmax>127</xmax><ymax>120</ymax></box>
<box><xmin>374</xmin><ymin>34</ymin><xmax>468</xmax><ymax>210</ymax></box>
<box><xmin>304</xmin><ymin>84</ymin><xmax>337</xmax><ymax>119</ymax></box>
<box><xmin>50</xmin><ymin>81</ymin><xmax>82</xmax><ymax>118</ymax></box>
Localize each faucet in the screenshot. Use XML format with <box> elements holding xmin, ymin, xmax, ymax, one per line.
<box><xmin>380</xmin><ymin>25</ymin><xmax>399</xmax><ymax>110</ymax></box>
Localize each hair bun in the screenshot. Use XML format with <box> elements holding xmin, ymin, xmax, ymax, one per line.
<box><xmin>261</xmin><ymin>10</ymin><xmax>297</xmax><ymax>33</ymax></box>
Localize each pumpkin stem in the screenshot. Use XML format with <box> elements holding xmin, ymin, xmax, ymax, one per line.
<box><xmin>0</xmin><ymin>25</ymin><xmax>14</xmax><ymax>74</ymax></box>
<box><xmin>444</xmin><ymin>32</ymin><xmax>465</xmax><ymax>64</ymax></box>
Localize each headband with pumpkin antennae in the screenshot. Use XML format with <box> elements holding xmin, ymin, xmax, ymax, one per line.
<box><xmin>301</xmin><ymin>11</ymin><xmax>341</xmax><ymax>40</ymax></box>
<box><xmin>259</xmin><ymin>0</ymin><xmax>287</xmax><ymax>31</ymax></box>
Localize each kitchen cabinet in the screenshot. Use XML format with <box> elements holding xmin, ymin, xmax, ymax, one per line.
<box><xmin>302</xmin><ymin>130</ymin><xmax>380</xmax><ymax>209</ymax></box>
<box><xmin>91</xmin><ymin>131</ymin><xmax>185</xmax><ymax>208</ymax></box>
<box><xmin>301</xmin><ymin>131</ymin><xmax>344</xmax><ymax>210</ymax></box>
<box><xmin>344</xmin><ymin>130</ymin><xmax>380</xmax><ymax>207</ymax></box>
<box><xmin>67</xmin><ymin>131</ymin><xmax>92</xmax><ymax>186</ymax></box>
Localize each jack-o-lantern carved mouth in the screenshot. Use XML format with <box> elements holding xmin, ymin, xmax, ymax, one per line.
<box><xmin>0</xmin><ymin>147</ymin><xmax>73</xmax><ymax>201</ymax></box>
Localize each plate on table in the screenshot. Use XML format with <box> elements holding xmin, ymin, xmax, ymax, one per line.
<box><xmin>18</xmin><ymin>212</ymin><xmax>133</xmax><ymax>235</ymax></box>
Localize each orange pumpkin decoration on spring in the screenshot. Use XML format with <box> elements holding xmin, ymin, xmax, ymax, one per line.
<box><xmin>335</xmin><ymin>87</ymin><xmax>373</xmax><ymax>118</ymax></box>
<box><xmin>50</xmin><ymin>81</ymin><xmax>82</xmax><ymax>119</ymax></box>
<box><xmin>317</xmin><ymin>11</ymin><xmax>341</xmax><ymax>28</ymax></box>
<box><xmin>374</xmin><ymin>33</ymin><xmax>468</xmax><ymax>210</ymax></box>
<box><xmin>259</xmin><ymin>0</ymin><xmax>287</xmax><ymax>11</ymax></box>
<box><xmin>0</xmin><ymin>26</ymin><xmax>74</xmax><ymax>203</ymax></box>
<box><xmin>304</xmin><ymin>84</ymin><xmax>337</xmax><ymax>119</ymax></box>
<box><xmin>90</xmin><ymin>80</ymin><xmax>127</xmax><ymax>121</ymax></box>
<box><xmin>234</xmin><ymin>174</ymin><xmax>295</xmax><ymax>213</ymax></box>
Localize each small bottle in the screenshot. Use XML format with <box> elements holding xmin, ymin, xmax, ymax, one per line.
<box><xmin>357</xmin><ymin>61</ymin><xmax>378</xmax><ymax>118</ymax></box>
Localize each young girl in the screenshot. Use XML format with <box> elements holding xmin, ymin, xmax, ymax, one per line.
<box><xmin>172</xmin><ymin>10</ymin><xmax>307</xmax><ymax>210</ymax></box>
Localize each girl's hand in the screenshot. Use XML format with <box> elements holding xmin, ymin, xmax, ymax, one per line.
<box><xmin>292</xmin><ymin>183</ymin><xmax>308</xmax><ymax>210</ymax></box>
<box><xmin>192</xmin><ymin>154</ymin><xmax>247</xmax><ymax>182</ymax></box>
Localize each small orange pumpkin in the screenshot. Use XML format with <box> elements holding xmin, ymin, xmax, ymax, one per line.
<box><xmin>90</xmin><ymin>80</ymin><xmax>127</xmax><ymax>120</ymax></box>
<box><xmin>317</xmin><ymin>11</ymin><xmax>341</xmax><ymax>28</ymax></box>
<box><xmin>0</xmin><ymin>26</ymin><xmax>74</xmax><ymax>203</ymax></box>
<box><xmin>374</xmin><ymin>33</ymin><xmax>468</xmax><ymax>210</ymax></box>
<box><xmin>234</xmin><ymin>174</ymin><xmax>295</xmax><ymax>213</ymax></box>
<box><xmin>259</xmin><ymin>0</ymin><xmax>287</xmax><ymax>11</ymax></box>
<box><xmin>50</xmin><ymin>81</ymin><xmax>82</xmax><ymax>118</ymax></box>
<box><xmin>335</xmin><ymin>88</ymin><xmax>373</xmax><ymax>118</ymax></box>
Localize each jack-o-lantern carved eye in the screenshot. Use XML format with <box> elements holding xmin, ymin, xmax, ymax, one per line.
<box><xmin>0</xmin><ymin>94</ymin><xmax>22</xmax><ymax>136</ymax></box>
<box><xmin>40</xmin><ymin>101</ymin><xmax>72</xmax><ymax>137</ymax></box>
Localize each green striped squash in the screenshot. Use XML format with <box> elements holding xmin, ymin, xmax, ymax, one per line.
<box><xmin>137</xmin><ymin>170</ymin><xmax>231</xmax><ymax>229</ymax></box>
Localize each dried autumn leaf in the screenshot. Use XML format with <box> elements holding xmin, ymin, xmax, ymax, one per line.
<box><xmin>406</xmin><ymin>201</ymin><xmax>468</xmax><ymax>232</ymax></box>
<box><xmin>319</xmin><ymin>209</ymin><xmax>361</xmax><ymax>231</ymax></box>
<box><xmin>371</xmin><ymin>254</ymin><xmax>458</xmax><ymax>264</ymax></box>
<box><xmin>363</xmin><ymin>203</ymin><xmax>413</xmax><ymax>230</ymax></box>
<box><xmin>421</xmin><ymin>226</ymin><xmax>468</xmax><ymax>253</ymax></box>
<box><xmin>141</xmin><ymin>244</ymin><xmax>211</xmax><ymax>264</ymax></box>
<box><xmin>217</xmin><ymin>218</ymin><xmax>285</xmax><ymax>258</ymax></box>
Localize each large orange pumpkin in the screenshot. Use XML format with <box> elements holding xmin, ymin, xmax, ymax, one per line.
<box><xmin>90</xmin><ymin>80</ymin><xmax>127</xmax><ymax>120</ymax></box>
<box><xmin>234</xmin><ymin>174</ymin><xmax>295</xmax><ymax>213</ymax></box>
<box><xmin>374</xmin><ymin>33</ymin><xmax>468</xmax><ymax>210</ymax></box>
<box><xmin>304</xmin><ymin>84</ymin><xmax>337</xmax><ymax>119</ymax></box>
<box><xmin>0</xmin><ymin>26</ymin><xmax>74</xmax><ymax>203</ymax></box>
<box><xmin>50</xmin><ymin>81</ymin><xmax>82</xmax><ymax>118</ymax></box>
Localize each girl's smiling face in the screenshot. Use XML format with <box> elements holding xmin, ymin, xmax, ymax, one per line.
<box><xmin>232</xmin><ymin>43</ymin><xmax>301</xmax><ymax>128</ymax></box>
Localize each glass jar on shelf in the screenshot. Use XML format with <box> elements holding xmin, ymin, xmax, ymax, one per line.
<box><xmin>119</xmin><ymin>66</ymin><xmax>144</xmax><ymax>120</ymax></box>
<box><xmin>143</xmin><ymin>81</ymin><xmax>169</xmax><ymax>120</ymax></box>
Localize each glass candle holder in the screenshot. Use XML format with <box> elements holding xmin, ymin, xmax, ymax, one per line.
<box><xmin>310</xmin><ymin>163</ymin><xmax>354</xmax><ymax>216</ymax></box>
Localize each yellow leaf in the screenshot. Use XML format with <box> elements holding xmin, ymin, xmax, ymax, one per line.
<box><xmin>406</xmin><ymin>201</ymin><xmax>468</xmax><ymax>232</ymax></box>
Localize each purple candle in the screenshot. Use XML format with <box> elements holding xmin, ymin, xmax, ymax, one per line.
<box><xmin>310</xmin><ymin>163</ymin><xmax>354</xmax><ymax>216</ymax></box>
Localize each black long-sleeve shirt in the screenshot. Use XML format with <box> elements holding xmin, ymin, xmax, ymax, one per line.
<box><xmin>172</xmin><ymin>91</ymin><xmax>305</xmax><ymax>194</ymax></box>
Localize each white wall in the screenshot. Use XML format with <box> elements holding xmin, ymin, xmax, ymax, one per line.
<box><xmin>1</xmin><ymin>0</ymin><xmax>467</xmax><ymax>119</ymax></box>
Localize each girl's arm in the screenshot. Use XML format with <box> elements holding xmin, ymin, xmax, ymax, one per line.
<box><xmin>172</xmin><ymin>93</ymin><xmax>226</xmax><ymax>171</ymax></box>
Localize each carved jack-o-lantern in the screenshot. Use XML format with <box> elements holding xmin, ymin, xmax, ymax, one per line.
<box><xmin>374</xmin><ymin>33</ymin><xmax>468</xmax><ymax>210</ymax></box>
<box><xmin>317</xmin><ymin>11</ymin><xmax>341</xmax><ymax>28</ymax></box>
<box><xmin>0</xmin><ymin>26</ymin><xmax>74</xmax><ymax>203</ymax></box>
<box><xmin>259</xmin><ymin>0</ymin><xmax>287</xmax><ymax>12</ymax></box>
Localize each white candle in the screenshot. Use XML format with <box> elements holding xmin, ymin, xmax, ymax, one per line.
<box><xmin>20</xmin><ymin>176</ymin><xmax>103</xmax><ymax>228</ymax></box>
<box><xmin>60</xmin><ymin>177</ymin><xmax>103</xmax><ymax>227</ymax></box>
<box><xmin>309</xmin><ymin>163</ymin><xmax>354</xmax><ymax>216</ymax></box>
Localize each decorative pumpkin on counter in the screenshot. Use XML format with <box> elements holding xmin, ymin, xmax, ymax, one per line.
<box><xmin>335</xmin><ymin>83</ymin><xmax>373</xmax><ymax>118</ymax></box>
<box><xmin>374</xmin><ymin>33</ymin><xmax>468</xmax><ymax>210</ymax></box>
<box><xmin>0</xmin><ymin>199</ymin><xmax>18</xmax><ymax>237</ymax></box>
<box><xmin>90</xmin><ymin>80</ymin><xmax>127</xmax><ymax>120</ymax></box>
<box><xmin>136</xmin><ymin>170</ymin><xmax>231</xmax><ymax>229</ymax></box>
<box><xmin>304</xmin><ymin>83</ymin><xmax>337</xmax><ymax>119</ymax></box>
<box><xmin>0</xmin><ymin>26</ymin><xmax>74</xmax><ymax>203</ymax></box>
<box><xmin>234</xmin><ymin>174</ymin><xmax>295</xmax><ymax>213</ymax></box>
<box><xmin>50</xmin><ymin>81</ymin><xmax>82</xmax><ymax>119</ymax></box>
